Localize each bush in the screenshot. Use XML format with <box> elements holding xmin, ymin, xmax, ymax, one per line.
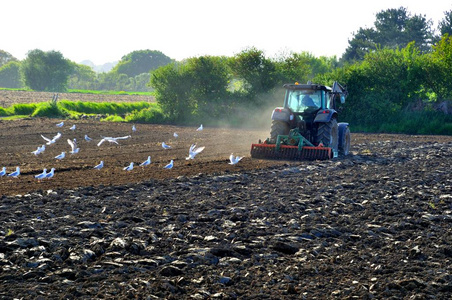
<box><xmin>9</xmin><ymin>103</ymin><xmax>37</xmax><ymax>115</ymax></box>
<box><xmin>58</xmin><ymin>100</ymin><xmax>150</xmax><ymax>115</ymax></box>
<box><xmin>125</xmin><ymin>105</ymin><xmax>166</xmax><ymax>123</ymax></box>
<box><xmin>0</xmin><ymin>107</ymin><xmax>8</xmax><ymax>116</ymax></box>
<box><xmin>378</xmin><ymin>111</ymin><xmax>452</xmax><ymax>135</ymax></box>
<box><xmin>31</xmin><ymin>101</ymin><xmax>68</xmax><ymax>118</ymax></box>
<box><xmin>101</xmin><ymin>115</ymin><xmax>125</xmax><ymax>122</ymax></box>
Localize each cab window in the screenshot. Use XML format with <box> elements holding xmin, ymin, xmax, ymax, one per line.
<box><xmin>286</xmin><ymin>90</ymin><xmax>321</xmax><ymax>112</ymax></box>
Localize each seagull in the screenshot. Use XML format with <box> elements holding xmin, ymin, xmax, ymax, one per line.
<box><xmin>93</xmin><ymin>161</ymin><xmax>104</xmax><ymax>170</ymax></box>
<box><xmin>7</xmin><ymin>167</ymin><xmax>20</xmax><ymax>178</ymax></box>
<box><xmin>139</xmin><ymin>156</ymin><xmax>151</xmax><ymax>167</ymax></box>
<box><xmin>55</xmin><ymin>152</ymin><xmax>66</xmax><ymax>160</ymax></box>
<box><xmin>53</xmin><ymin>132</ymin><xmax>62</xmax><ymax>140</ymax></box>
<box><xmin>196</xmin><ymin>124</ymin><xmax>203</xmax><ymax>131</ymax></box>
<box><xmin>132</xmin><ymin>124</ymin><xmax>136</xmax><ymax>132</ymax></box>
<box><xmin>84</xmin><ymin>134</ymin><xmax>92</xmax><ymax>142</ymax></box>
<box><xmin>41</xmin><ymin>132</ymin><xmax>62</xmax><ymax>145</ymax></box>
<box><xmin>162</xmin><ymin>142</ymin><xmax>172</xmax><ymax>149</ymax></box>
<box><xmin>67</xmin><ymin>139</ymin><xmax>80</xmax><ymax>154</ymax></box>
<box><xmin>97</xmin><ymin>135</ymin><xmax>131</xmax><ymax>146</ymax></box>
<box><xmin>186</xmin><ymin>144</ymin><xmax>205</xmax><ymax>160</ymax></box>
<box><xmin>173</xmin><ymin>132</ymin><xmax>178</xmax><ymax>138</ymax></box>
<box><xmin>229</xmin><ymin>153</ymin><xmax>243</xmax><ymax>165</ymax></box>
<box><xmin>41</xmin><ymin>134</ymin><xmax>54</xmax><ymax>145</ymax></box>
<box><xmin>163</xmin><ymin>160</ymin><xmax>174</xmax><ymax>169</ymax></box>
<box><xmin>123</xmin><ymin>162</ymin><xmax>134</xmax><ymax>171</ymax></box>
<box><xmin>34</xmin><ymin>168</ymin><xmax>47</xmax><ymax>180</ymax></box>
<box><xmin>70</xmin><ymin>125</ymin><xmax>76</xmax><ymax>130</ymax></box>
<box><xmin>0</xmin><ymin>167</ymin><xmax>6</xmax><ymax>176</ymax></box>
<box><xmin>45</xmin><ymin>168</ymin><xmax>55</xmax><ymax>179</ymax></box>
<box><xmin>56</xmin><ymin>121</ymin><xmax>64</xmax><ymax>127</ymax></box>
<box><xmin>31</xmin><ymin>145</ymin><xmax>44</xmax><ymax>156</ymax></box>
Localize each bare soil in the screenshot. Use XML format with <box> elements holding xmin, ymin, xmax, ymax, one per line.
<box><xmin>0</xmin><ymin>92</ymin><xmax>451</xmax><ymax>299</ymax></box>
<box><xmin>0</xmin><ymin>90</ymin><xmax>154</xmax><ymax>107</ymax></box>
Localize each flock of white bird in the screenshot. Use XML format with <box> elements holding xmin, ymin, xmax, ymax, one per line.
<box><xmin>1</xmin><ymin>122</ymin><xmax>243</xmax><ymax>180</ymax></box>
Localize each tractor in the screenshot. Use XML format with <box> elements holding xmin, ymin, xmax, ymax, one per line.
<box><xmin>250</xmin><ymin>81</ymin><xmax>350</xmax><ymax>160</ymax></box>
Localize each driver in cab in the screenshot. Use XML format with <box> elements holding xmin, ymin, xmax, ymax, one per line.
<box><xmin>301</xmin><ymin>94</ymin><xmax>316</xmax><ymax>107</ymax></box>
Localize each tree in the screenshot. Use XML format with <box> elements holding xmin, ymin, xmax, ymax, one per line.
<box><xmin>150</xmin><ymin>56</ymin><xmax>232</xmax><ymax>122</ymax></box>
<box><xmin>275</xmin><ymin>52</ymin><xmax>313</xmax><ymax>83</ymax></box>
<box><xmin>424</xmin><ymin>35</ymin><xmax>452</xmax><ymax>100</ymax></box>
<box><xmin>342</xmin><ymin>7</ymin><xmax>434</xmax><ymax>63</ymax></box>
<box><xmin>438</xmin><ymin>10</ymin><xmax>452</xmax><ymax>37</ymax></box>
<box><xmin>335</xmin><ymin>44</ymin><xmax>427</xmax><ymax>127</ymax></box>
<box><xmin>229</xmin><ymin>48</ymin><xmax>278</xmax><ymax>97</ymax></box>
<box><xmin>113</xmin><ymin>50</ymin><xmax>173</xmax><ymax>77</ymax></box>
<box><xmin>150</xmin><ymin>63</ymin><xmax>196</xmax><ymax>121</ymax></box>
<box><xmin>185</xmin><ymin>56</ymin><xmax>231</xmax><ymax>118</ymax></box>
<box><xmin>0</xmin><ymin>61</ymin><xmax>22</xmax><ymax>88</ymax></box>
<box><xmin>275</xmin><ymin>52</ymin><xmax>339</xmax><ymax>83</ymax></box>
<box><xmin>0</xmin><ymin>50</ymin><xmax>17</xmax><ymax>68</ymax></box>
<box><xmin>21</xmin><ymin>49</ymin><xmax>73</xmax><ymax>92</ymax></box>
<box><xmin>67</xmin><ymin>62</ymin><xmax>98</xmax><ymax>90</ymax></box>
<box><xmin>131</xmin><ymin>73</ymin><xmax>152</xmax><ymax>92</ymax></box>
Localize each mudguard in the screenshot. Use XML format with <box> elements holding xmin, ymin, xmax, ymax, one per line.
<box><xmin>271</xmin><ymin>107</ymin><xmax>291</xmax><ymax>122</ymax></box>
<box><xmin>314</xmin><ymin>109</ymin><xmax>337</xmax><ymax>123</ymax></box>
<box><xmin>338</xmin><ymin>122</ymin><xmax>349</xmax><ymax>131</ymax></box>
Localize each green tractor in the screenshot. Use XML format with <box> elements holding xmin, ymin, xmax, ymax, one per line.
<box><xmin>251</xmin><ymin>81</ymin><xmax>350</xmax><ymax>160</ymax></box>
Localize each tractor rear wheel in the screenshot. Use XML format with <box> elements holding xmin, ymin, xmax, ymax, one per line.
<box><xmin>270</xmin><ymin>120</ymin><xmax>290</xmax><ymax>142</ymax></box>
<box><xmin>315</xmin><ymin>118</ymin><xmax>338</xmax><ymax>153</ymax></box>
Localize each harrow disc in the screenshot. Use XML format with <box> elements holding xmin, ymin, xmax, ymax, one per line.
<box><xmin>250</xmin><ymin>143</ymin><xmax>332</xmax><ymax>161</ymax></box>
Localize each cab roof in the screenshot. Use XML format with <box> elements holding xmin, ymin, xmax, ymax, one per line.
<box><xmin>283</xmin><ymin>83</ymin><xmax>332</xmax><ymax>92</ymax></box>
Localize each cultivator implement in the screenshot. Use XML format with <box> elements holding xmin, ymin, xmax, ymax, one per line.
<box><xmin>250</xmin><ymin>129</ymin><xmax>332</xmax><ymax>161</ymax></box>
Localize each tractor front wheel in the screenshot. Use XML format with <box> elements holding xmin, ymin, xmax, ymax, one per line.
<box><xmin>338</xmin><ymin>123</ymin><xmax>351</xmax><ymax>155</ymax></box>
<box><xmin>270</xmin><ymin>120</ymin><xmax>290</xmax><ymax>142</ymax></box>
<box><xmin>315</xmin><ymin>118</ymin><xmax>339</xmax><ymax>154</ymax></box>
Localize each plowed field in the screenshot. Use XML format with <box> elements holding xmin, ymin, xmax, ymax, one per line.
<box><xmin>1</xmin><ymin>92</ymin><xmax>452</xmax><ymax>299</ymax></box>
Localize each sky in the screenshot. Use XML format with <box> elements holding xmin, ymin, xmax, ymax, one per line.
<box><xmin>2</xmin><ymin>0</ymin><xmax>452</xmax><ymax>65</ymax></box>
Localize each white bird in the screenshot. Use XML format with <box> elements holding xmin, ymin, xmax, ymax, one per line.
<box><xmin>97</xmin><ymin>135</ymin><xmax>131</xmax><ymax>146</ymax></box>
<box><xmin>31</xmin><ymin>146</ymin><xmax>44</xmax><ymax>156</ymax></box>
<box><xmin>0</xmin><ymin>167</ymin><xmax>6</xmax><ymax>176</ymax></box>
<box><xmin>41</xmin><ymin>132</ymin><xmax>62</xmax><ymax>145</ymax></box>
<box><xmin>70</xmin><ymin>125</ymin><xmax>76</xmax><ymax>130</ymax></box>
<box><xmin>85</xmin><ymin>134</ymin><xmax>92</xmax><ymax>142</ymax></box>
<box><xmin>35</xmin><ymin>168</ymin><xmax>47</xmax><ymax>180</ymax></box>
<box><xmin>229</xmin><ymin>153</ymin><xmax>243</xmax><ymax>165</ymax></box>
<box><xmin>31</xmin><ymin>148</ymin><xmax>40</xmax><ymax>155</ymax></box>
<box><xmin>56</xmin><ymin>121</ymin><xmax>64</xmax><ymax>127</ymax></box>
<box><xmin>45</xmin><ymin>168</ymin><xmax>55</xmax><ymax>179</ymax></box>
<box><xmin>31</xmin><ymin>149</ymin><xmax>41</xmax><ymax>156</ymax></box>
<box><xmin>196</xmin><ymin>124</ymin><xmax>203</xmax><ymax>131</ymax></box>
<box><xmin>186</xmin><ymin>144</ymin><xmax>205</xmax><ymax>160</ymax></box>
<box><xmin>41</xmin><ymin>134</ymin><xmax>55</xmax><ymax>145</ymax></box>
<box><xmin>162</xmin><ymin>142</ymin><xmax>172</xmax><ymax>149</ymax></box>
<box><xmin>163</xmin><ymin>160</ymin><xmax>174</xmax><ymax>169</ymax></box>
<box><xmin>55</xmin><ymin>152</ymin><xmax>65</xmax><ymax>160</ymax></box>
<box><xmin>173</xmin><ymin>132</ymin><xmax>178</xmax><ymax>138</ymax></box>
<box><xmin>123</xmin><ymin>162</ymin><xmax>134</xmax><ymax>171</ymax></box>
<box><xmin>132</xmin><ymin>124</ymin><xmax>136</xmax><ymax>132</ymax></box>
<box><xmin>139</xmin><ymin>156</ymin><xmax>151</xmax><ymax>167</ymax></box>
<box><xmin>7</xmin><ymin>167</ymin><xmax>20</xmax><ymax>178</ymax></box>
<box><xmin>93</xmin><ymin>161</ymin><xmax>104</xmax><ymax>170</ymax></box>
<box><xmin>67</xmin><ymin>139</ymin><xmax>80</xmax><ymax>154</ymax></box>
<box><xmin>53</xmin><ymin>132</ymin><xmax>62</xmax><ymax>140</ymax></box>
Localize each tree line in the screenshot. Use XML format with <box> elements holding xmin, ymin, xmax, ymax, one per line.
<box><xmin>1</xmin><ymin>7</ymin><xmax>452</xmax><ymax>133</ymax></box>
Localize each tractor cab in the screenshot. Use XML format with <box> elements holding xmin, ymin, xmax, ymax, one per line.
<box><xmin>285</xmin><ymin>88</ymin><xmax>323</xmax><ymax>124</ymax></box>
<box><xmin>283</xmin><ymin>83</ymin><xmax>334</xmax><ymax>132</ymax></box>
